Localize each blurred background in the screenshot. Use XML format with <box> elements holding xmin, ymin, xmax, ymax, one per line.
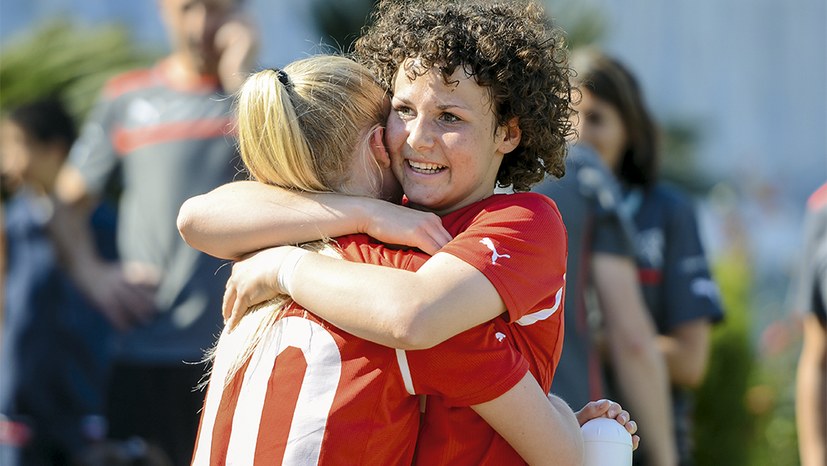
<box><xmin>1</xmin><ymin>0</ymin><xmax>824</xmax><ymax>464</ymax></box>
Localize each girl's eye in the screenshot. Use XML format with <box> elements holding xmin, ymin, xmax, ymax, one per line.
<box><xmin>440</xmin><ymin>113</ymin><xmax>460</xmax><ymax>123</ymax></box>
<box><xmin>394</xmin><ymin>106</ymin><xmax>414</xmax><ymax>118</ymax></box>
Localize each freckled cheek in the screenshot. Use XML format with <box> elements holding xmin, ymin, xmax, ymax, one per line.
<box><xmin>387</xmin><ymin>120</ymin><xmax>413</xmax><ymax>148</ymax></box>
<box><xmin>438</xmin><ymin>132</ymin><xmax>471</xmax><ymax>154</ymax></box>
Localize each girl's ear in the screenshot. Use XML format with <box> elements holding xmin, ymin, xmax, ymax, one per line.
<box><xmin>498</xmin><ymin>117</ymin><xmax>522</xmax><ymax>155</ymax></box>
<box><xmin>370</xmin><ymin>126</ymin><xmax>391</xmax><ymax>168</ymax></box>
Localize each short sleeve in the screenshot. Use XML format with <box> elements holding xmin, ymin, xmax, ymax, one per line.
<box><xmin>661</xmin><ymin>195</ymin><xmax>724</xmax><ymax>330</ymax></box>
<box><xmin>398</xmin><ymin>321</ymin><xmax>529</xmax><ymax>407</ymax></box>
<box><xmin>67</xmin><ymin>94</ymin><xmax>121</xmax><ymax>196</ymax></box>
<box><xmin>439</xmin><ymin>193</ymin><xmax>567</xmax><ymax>324</ymax></box>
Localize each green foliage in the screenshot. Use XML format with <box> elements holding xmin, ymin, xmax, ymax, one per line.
<box><xmin>659</xmin><ymin>119</ymin><xmax>715</xmax><ymax>194</ymax></box>
<box><xmin>0</xmin><ymin>19</ymin><xmax>157</xmax><ymax>122</ymax></box>
<box><xmin>311</xmin><ymin>0</ymin><xmax>608</xmax><ymax>55</ymax></box>
<box><xmin>693</xmin><ymin>252</ymin><xmax>755</xmax><ymax>465</ymax></box>
<box><xmin>747</xmin><ymin>340</ymin><xmax>801</xmax><ymax>466</ymax></box>
<box><xmin>311</xmin><ymin>0</ymin><xmax>376</xmax><ymax>53</ymax></box>
<box><xmin>544</xmin><ymin>0</ymin><xmax>607</xmax><ymax>49</ymax></box>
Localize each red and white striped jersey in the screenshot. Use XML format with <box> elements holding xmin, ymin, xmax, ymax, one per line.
<box><xmin>191</xmin><ymin>235</ymin><xmax>529</xmax><ymax>466</ymax></box>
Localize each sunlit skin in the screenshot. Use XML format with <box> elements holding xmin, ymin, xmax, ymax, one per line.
<box><xmin>385</xmin><ymin>61</ymin><xmax>520</xmax><ymax>215</ymax></box>
<box><xmin>572</xmin><ymin>89</ymin><xmax>628</xmax><ymax>171</ymax></box>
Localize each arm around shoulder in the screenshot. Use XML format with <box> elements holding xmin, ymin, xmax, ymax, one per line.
<box><xmin>177</xmin><ymin>181</ymin><xmax>366</xmax><ymax>260</ymax></box>
<box><xmin>178</xmin><ymin>181</ymin><xmax>451</xmax><ymax>260</ymax></box>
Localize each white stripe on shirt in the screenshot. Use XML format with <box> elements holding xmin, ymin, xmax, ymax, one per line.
<box><xmin>516</xmin><ymin>284</ymin><xmax>564</xmax><ymax>326</ymax></box>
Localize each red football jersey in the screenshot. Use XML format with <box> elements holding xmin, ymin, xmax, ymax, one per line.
<box><xmin>191</xmin><ymin>236</ymin><xmax>529</xmax><ymax>466</ymax></box>
<box><xmin>414</xmin><ymin>192</ymin><xmax>568</xmax><ymax>466</ymax></box>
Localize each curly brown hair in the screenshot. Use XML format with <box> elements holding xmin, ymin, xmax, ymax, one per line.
<box><xmin>353</xmin><ymin>0</ymin><xmax>574</xmax><ymax>190</ymax></box>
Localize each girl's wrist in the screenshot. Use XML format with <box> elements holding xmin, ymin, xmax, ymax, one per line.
<box><xmin>276</xmin><ymin>247</ymin><xmax>310</xmax><ymax>296</ymax></box>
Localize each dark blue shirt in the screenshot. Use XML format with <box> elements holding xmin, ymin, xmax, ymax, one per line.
<box><xmin>1</xmin><ymin>189</ymin><xmax>115</xmax><ymax>454</ymax></box>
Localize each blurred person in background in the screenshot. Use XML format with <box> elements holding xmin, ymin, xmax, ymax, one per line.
<box><xmin>49</xmin><ymin>0</ymin><xmax>258</xmax><ymax>463</ymax></box>
<box><xmin>0</xmin><ymin>99</ymin><xmax>114</xmax><ymax>465</ymax></box>
<box><xmin>569</xmin><ymin>47</ymin><xmax>724</xmax><ymax>466</ymax></box>
<box><xmin>532</xmin><ymin>144</ymin><xmax>677</xmax><ymax>465</ymax></box>
<box><xmin>789</xmin><ymin>182</ymin><xmax>827</xmax><ymax>466</ymax></box>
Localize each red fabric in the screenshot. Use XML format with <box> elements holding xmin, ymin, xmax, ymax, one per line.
<box><xmin>638</xmin><ymin>267</ymin><xmax>663</xmax><ymax>285</ymax></box>
<box><xmin>111</xmin><ymin>117</ymin><xmax>234</xmax><ymax>155</ymax></box>
<box><xmin>192</xmin><ymin>235</ymin><xmax>527</xmax><ymax>465</ymax></box>
<box><xmin>103</xmin><ymin>68</ymin><xmax>158</xmax><ymax>100</ymax></box>
<box><xmin>103</xmin><ymin>60</ymin><xmax>220</xmax><ymax>99</ymax></box>
<box><xmin>415</xmin><ymin>193</ymin><xmax>568</xmax><ymax>466</ymax></box>
<box><xmin>193</xmin><ymin>193</ymin><xmax>567</xmax><ymax>465</ymax></box>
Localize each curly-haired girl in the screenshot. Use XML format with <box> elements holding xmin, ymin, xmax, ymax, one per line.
<box><xmin>354</xmin><ymin>0</ymin><xmax>573</xmax><ymax>191</ymax></box>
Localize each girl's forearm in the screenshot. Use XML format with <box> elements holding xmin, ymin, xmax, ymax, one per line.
<box><xmin>177</xmin><ymin>181</ymin><xmax>367</xmax><ymax>260</ymax></box>
<box><xmin>286</xmin><ymin>250</ymin><xmax>505</xmax><ymax>350</ymax></box>
<box><xmin>473</xmin><ymin>374</ymin><xmax>584</xmax><ymax>466</ymax></box>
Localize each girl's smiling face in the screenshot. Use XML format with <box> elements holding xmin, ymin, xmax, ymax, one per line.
<box><xmin>384</xmin><ymin>61</ymin><xmax>520</xmax><ymax>214</ymax></box>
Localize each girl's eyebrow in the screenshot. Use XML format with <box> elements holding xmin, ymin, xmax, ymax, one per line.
<box><xmin>435</xmin><ymin>104</ymin><xmax>467</xmax><ymax>111</ymax></box>
<box><xmin>392</xmin><ymin>97</ymin><xmax>467</xmax><ymax>111</ymax></box>
<box><xmin>391</xmin><ymin>94</ymin><xmax>470</xmax><ymax>112</ymax></box>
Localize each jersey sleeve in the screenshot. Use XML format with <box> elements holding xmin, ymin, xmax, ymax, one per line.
<box><xmin>396</xmin><ymin>321</ymin><xmax>530</xmax><ymax>407</ymax></box>
<box><xmin>662</xmin><ymin>194</ymin><xmax>724</xmax><ymax>330</ymax></box>
<box><xmin>439</xmin><ymin>194</ymin><xmax>567</xmax><ymax>324</ymax></box>
<box><xmin>67</xmin><ymin>92</ymin><xmax>121</xmax><ymax>197</ymax></box>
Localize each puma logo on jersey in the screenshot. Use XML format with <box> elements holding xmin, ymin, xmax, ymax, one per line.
<box><xmin>480</xmin><ymin>237</ymin><xmax>511</xmax><ymax>264</ymax></box>
<box><xmin>495</xmin><ymin>332</ymin><xmax>506</xmax><ymax>342</ymax></box>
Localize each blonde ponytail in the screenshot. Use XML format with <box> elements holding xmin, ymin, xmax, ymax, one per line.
<box><xmin>207</xmin><ymin>56</ymin><xmax>389</xmax><ymax>387</ymax></box>
<box><xmin>236</xmin><ymin>69</ymin><xmax>327</xmax><ymax>191</ymax></box>
<box><xmin>235</xmin><ymin>55</ymin><xmax>388</xmax><ymax>195</ymax></box>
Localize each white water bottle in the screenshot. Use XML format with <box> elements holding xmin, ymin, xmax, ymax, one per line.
<box><xmin>581</xmin><ymin>417</ymin><xmax>633</xmax><ymax>466</ymax></box>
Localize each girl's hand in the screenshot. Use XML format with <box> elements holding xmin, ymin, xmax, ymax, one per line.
<box><xmin>575</xmin><ymin>399</ymin><xmax>640</xmax><ymax>451</ymax></box>
<box><xmin>223</xmin><ymin>246</ymin><xmax>296</xmax><ymax>330</ymax></box>
<box><xmin>360</xmin><ymin>201</ymin><xmax>452</xmax><ymax>255</ymax></box>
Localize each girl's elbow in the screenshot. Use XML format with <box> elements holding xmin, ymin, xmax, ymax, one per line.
<box><xmin>390</xmin><ymin>302</ymin><xmax>442</xmax><ymax>350</ymax></box>
<box><xmin>176</xmin><ymin>197</ymin><xmax>238</xmax><ymax>260</ymax></box>
<box><xmin>389</xmin><ymin>330</ymin><xmax>432</xmax><ymax>350</ymax></box>
<box><xmin>176</xmin><ymin>196</ymin><xmax>204</xmax><ymax>243</ymax></box>
<box><xmin>389</xmin><ymin>324</ymin><xmax>438</xmax><ymax>350</ymax></box>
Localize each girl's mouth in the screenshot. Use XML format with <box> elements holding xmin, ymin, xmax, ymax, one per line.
<box><xmin>407</xmin><ymin>160</ymin><xmax>447</xmax><ymax>175</ymax></box>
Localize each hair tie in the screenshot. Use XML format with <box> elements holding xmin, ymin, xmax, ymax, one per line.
<box><xmin>271</xmin><ymin>68</ymin><xmax>291</xmax><ymax>89</ymax></box>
